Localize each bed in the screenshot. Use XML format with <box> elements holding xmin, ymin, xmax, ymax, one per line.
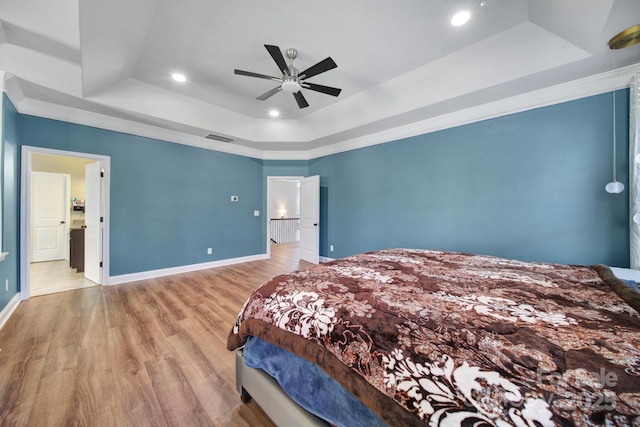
<box><xmin>227</xmin><ymin>249</ymin><xmax>640</xmax><ymax>426</ymax></box>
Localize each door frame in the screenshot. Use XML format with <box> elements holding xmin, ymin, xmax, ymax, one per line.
<box><xmin>20</xmin><ymin>146</ymin><xmax>111</xmax><ymax>300</ymax></box>
<box><xmin>83</xmin><ymin>161</ymin><xmax>103</xmax><ymax>284</ymax></box>
<box><xmin>266</xmin><ymin>176</ymin><xmax>303</xmax><ymax>259</ymax></box>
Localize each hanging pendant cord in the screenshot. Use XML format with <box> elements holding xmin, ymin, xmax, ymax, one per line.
<box><xmin>612</xmin><ymin>52</ymin><xmax>618</xmax><ymax>183</ymax></box>
<box><xmin>613</xmin><ymin>87</ymin><xmax>617</xmax><ymax>182</ymax></box>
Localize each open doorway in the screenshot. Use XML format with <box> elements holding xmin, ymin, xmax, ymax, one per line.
<box><xmin>21</xmin><ymin>147</ymin><xmax>110</xmax><ymax>299</ymax></box>
<box><xmin>267</xmin><ymin>176</ymin><xmax>302</xmax><ymax>261</ymax></box>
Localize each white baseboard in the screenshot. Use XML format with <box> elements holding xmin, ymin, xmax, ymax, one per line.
<box><xmin>319</xmin><ymin>256</ymin><xmax>335</xmax><ymax>263</ymax></box>
<box><xmin>0</xmin><ymin>293</ymin><xmax>21</xmax><ymax>331</ymax></box>
<box><xmin>107</xmin><ymin>253</ymin><xmax>269</xmax><ymax>285</ymax></box>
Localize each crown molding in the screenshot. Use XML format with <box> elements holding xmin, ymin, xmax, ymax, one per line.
<box><xmin>14</xmin><ymin>96</ymin><xmax>266</xmax><ymax>159</ymax></box>
<box><xmin>5</xmin><ymin>63</ymin><xmax>639</xmax><ymax>162</ymax></box>
<box><xmin>306</xmin><ymin>63</ymin><xmax>640</xmax><ymax>160</ymax></box>
<box><xmin>262</xmin><ymin>150</ymin><xmax>310</xmax><ymax>161</ymax></box>
<box><xmin>2</xmin><ymin>73</ymin><xmax>26</xmax><ymax>113</ymax></box>
<box><xmin>0</xmin><ymin>72</ymin><xmax>5</xmax><ymax>92</ymax></box>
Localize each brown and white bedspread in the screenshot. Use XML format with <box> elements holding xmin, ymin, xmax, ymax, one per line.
<box><xmin>227</xmin><ymin>249</ymin><xmax>640</xmax><ymax>426</ymax></box>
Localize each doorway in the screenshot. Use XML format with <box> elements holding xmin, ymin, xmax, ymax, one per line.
<box><xmin>266</xmin><ymin>175</ymin><xmax>320</xmax><ymax>264</ymax></box>
<box><xmin>21</xmin><ymin>147</ymin><xmax>111</xmax><ymax>299</ymax></box>
<box><xmin>267</xmin><ymin>176</ymin><xmax>302</xmax><ymax>261</ymax></box>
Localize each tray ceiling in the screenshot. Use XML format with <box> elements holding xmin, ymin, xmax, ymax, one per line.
<box><xmin>1</xmin><ymin>0</ymin><xmax>639</xmax><ymax>158</ymax></box>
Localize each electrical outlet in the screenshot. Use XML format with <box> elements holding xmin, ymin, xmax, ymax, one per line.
<box><xmin>230</xmin><ymin>195</ymin><xmax>239</xmax><ymax>202</ymax></box>
<box><xmin>5</xmin><ymin>279</ymin><xmax>8</xmax><ymax>291</ymax></box>
<box><xmin>330</xmin><ymin>245</ymin><xmax>334</xmax><ymax>252</ymax></box>
<box><xmin>207</xmin><ymin>248</ymin><xmax>213</xmax><ymax>255</ymax></box>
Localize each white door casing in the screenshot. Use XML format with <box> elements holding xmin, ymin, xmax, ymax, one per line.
<box><xmin>84</xmin><ymin>161</ymin><xmax>102</xmax><ymax>284</ymax></box>
<box><xmin>31</xmin><ymin>172</ymin><xmax>69</xmax><ymax>262</ymax></box>
<box><xmin>300</xmin><ymin>175</ymin><xmax>320</xmax><ymax>264</ymax></box>
<box><xmin>266</xmin><ymin>176</ymin><xmax>303</xmax><ymax>257</ymax></box>
<box><xmin>21</xmin><ymin>146</ymin><xmax>111</xmax><ymax>300</ymax></box>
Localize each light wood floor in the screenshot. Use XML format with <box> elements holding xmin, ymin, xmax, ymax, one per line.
<box><xmin>30</xmin><ymin>260</ymin><xmax>98</xmax><ymax>297</ymax></box>
<box><xmin>0</xmin><ymin>244</ymin><xmax>309</xmax><ymax>427</ymax></box>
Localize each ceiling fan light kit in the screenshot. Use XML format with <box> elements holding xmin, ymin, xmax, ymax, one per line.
<box><xmin>234</xmin><ymin>44</ymin><xmax>342</xmax><ymax>109</ymax></box>
<box><xmin>281</xmin><ymin>77</ymin><xmax>301</xmax><ymax>94</ymax></box>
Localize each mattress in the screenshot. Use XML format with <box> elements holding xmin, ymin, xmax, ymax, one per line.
<box><xmin>228</xmin><ymin>249</ymin><xmax>640</xmax><ymax>425</ymax></box>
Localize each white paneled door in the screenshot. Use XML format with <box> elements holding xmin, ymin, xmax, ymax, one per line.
<box><xmin>31</xmin><ymin>172</ymin><xmax>70</xmax><ymax>262</ymax></box>
<box><xmin>300</xmin><ymin>175</ymin><xmax>320</xmax><ymax>264</ymax></box>
<box><xmin>84</xmin><ymin>161</ymin><xmax>102</xmax><ymax>284</ymax></box>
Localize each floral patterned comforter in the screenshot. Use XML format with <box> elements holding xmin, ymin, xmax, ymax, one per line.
<box><xmin>227</xmin><ymin>249</ymin><xmax>640</xmax><ymax>426</ymax></box>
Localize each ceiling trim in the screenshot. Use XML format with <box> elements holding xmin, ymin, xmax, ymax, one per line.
<box><xmin>2</xmin><ymin>72</ymin><xmax>24</xmax><ymax>102</ymax></box>
<box><xmin>301</xmin><ymin>63</ymin><xmax>640</xmax><ymax>160</ymax></box>
<box><xmin>4</xmin><ymin>63</ymin><xmax>640</xmax><ymax>162</ymax></box>
<box><xmin>4</xmin><ymin>85</ymin><xmax>265</xmax><ymax>159</ymax></box>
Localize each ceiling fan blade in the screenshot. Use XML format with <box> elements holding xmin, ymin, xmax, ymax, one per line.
<box><xmin>303</xmin><ymin>82</ymin><xmax>342</xmax><ymax>97</ymax></box>
<box><xmin>265</xmin><ymin>45</ymin><xmax>290</xmax><ymax>76</ymax></box>
<box><xmin>299</xmin><ymin>57</ymin><xmax>337</xmax><ymax>80</ymax></box>
<box><xmin>234</xmin><ymin>69</ymin><xmax>281</xmax><ymax>82</ymax></box>
<box><xmin>293</xmin><ymin>91</ymin><xmax>309</xmax><ymax>109</ymax></box>
<box><xmin>257</xmin><ymin>86</ymin><xmax>282</xmax><ymax>101</ymax></box>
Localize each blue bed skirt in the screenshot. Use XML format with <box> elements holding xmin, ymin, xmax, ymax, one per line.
<box><xmin>243</xmin><ymin>336</ymin><xmax>388</xmax><ymax>427</ymax></box>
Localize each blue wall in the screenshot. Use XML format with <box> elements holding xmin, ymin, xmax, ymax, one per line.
<box><xmin>19</xmin><ymin>116</ymin><xmax>265</xmax><ymax>276</ymax></box>
<box><xmin>0</xmin><ymin>94</ymin><xmax>20</xmax><ymax>310</ymax></box>
<box><xmin>309</xmin><ymin>91</ymin><xmax>630</xmax><ymax>267</ymax></box>
<box><xmin>0</xmin><ymin>89</ymin><xmax>631</xmax><ymax>315</ymax></box>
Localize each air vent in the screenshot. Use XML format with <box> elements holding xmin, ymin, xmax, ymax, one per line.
<box><xmin>204</xmin><ymin>133</ymin><xmax>234</xmax><ymax>143</ymax></box>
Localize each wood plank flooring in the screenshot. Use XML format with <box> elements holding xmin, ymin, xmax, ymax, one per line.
<box><xmin>0</xmin><ymin>244</ymin><xmax>310</xmax><ymax>427</ymax></box>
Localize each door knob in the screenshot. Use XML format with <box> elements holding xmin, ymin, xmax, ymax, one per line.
<box><xmin>60</xmin><ymin>221</ymin><xmax>66</xmax><ymax>224</ymax></box>
<box><xmin>313</xmin><ymin>223</ymin><xmax>318</xmax><ymax>226</ymax></box>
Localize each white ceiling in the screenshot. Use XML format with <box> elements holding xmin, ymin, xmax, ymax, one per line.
<box><xmin>1</xmin><ymin>0</ymin><xmax>640</xmax><ymax>159</ymax></box>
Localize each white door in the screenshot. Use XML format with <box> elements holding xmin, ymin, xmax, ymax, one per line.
<box><xmin>31</xmin><ymin>172</ymin><xmax>69</xmax><ymax>262</ymax></box>
<box><xmin>84</xmin><ymin>161</ymin><xmax>102</xmax><ymax>284</ymax></box>
<box><xmin>300</xmin><ymin>175</ymin><xmax>320</xmax><ymax>264</ymax></box>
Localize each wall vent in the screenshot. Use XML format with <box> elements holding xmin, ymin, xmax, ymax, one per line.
<box><xmin>204</xmin><ymin>133</ymin><xmax>234</xmax><ymax>143</ymax></box>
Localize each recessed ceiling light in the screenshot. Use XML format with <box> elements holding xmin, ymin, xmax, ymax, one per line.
<box><xmin>451</xmin><ymin>10</ymin><xmax>471</xmax><ymax>27</ymax></box>
<box><xmin>269</xmin><ymin>110</ymin><xmax>280</xmax><ymax>118</ymax></box>
<box><xmin>172</xmin><ymin>72</ymin><xmax>187</xmax><ymax>83</ymax></box>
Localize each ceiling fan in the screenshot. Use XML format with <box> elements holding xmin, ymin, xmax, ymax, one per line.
<box><xmin>234</xmin><ymin>45</ymin><xmax>342</xmax><ymax>109</ymax></box>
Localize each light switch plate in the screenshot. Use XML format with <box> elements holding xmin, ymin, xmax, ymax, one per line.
<box><xmin>254</xmin><ymin>210</ymin><xmax>260</xmax><ymax>216</ymax></box>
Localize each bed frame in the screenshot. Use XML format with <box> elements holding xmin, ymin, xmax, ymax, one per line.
<box><xmin>235</xmin><ymin>349</ymin><xmax>329</xmax><ymax>426</ymax></box>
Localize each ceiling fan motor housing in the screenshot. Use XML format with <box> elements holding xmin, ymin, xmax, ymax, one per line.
<box><xmin>286</xmin><ymin>48</ymin><xmax>298</xmax><ymax>60</ymax></box>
